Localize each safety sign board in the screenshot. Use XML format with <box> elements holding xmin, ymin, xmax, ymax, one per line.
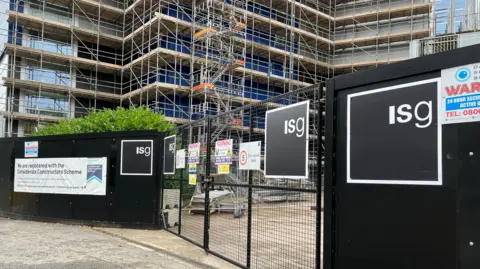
<box><xmin>189</xmin><ymin>174</ymin><xmax>197</xmax><ymax>185</ymax></box>
<box><xmin>239</xmin><ymin>141</ymin><xmax>261</xmax><ymax>170</ymax></box>
<box><xmin>176</xmin><ymin>149</ymin><xmax>186</xmax><ymax>169</ymax></box>
<box><xmin>215</xmin><ymin>139</ymin><xmax>233</xmax><ymax>165</ymax></box>
<box><xmin>441</xmin><ymin>62</ymin><xmax>480</xmax><ymax>124</ymax></box>
<box><xmin>188</xmin><ymin>143</ymin><xmax>200</xmax><ymax>164</ymax></box>
<box><xmin>25</xmin><ymin>141</ymin><xmax>38</xmax><ymax>158</ymax></box>
<box><xmin>218</xmin><ymin>164</ymin><xmax>230</xmax><ymax>174</ymax></box>
<box><xmin>189</xmin><ymin>163</ymin><xmax>197</xmax><ymax>173</ymax></box>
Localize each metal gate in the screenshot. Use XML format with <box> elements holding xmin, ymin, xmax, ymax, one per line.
<box><xmin>162</xmin><ymin>84</ymin><xmax>323</xmax><ymax>269</ymax></box>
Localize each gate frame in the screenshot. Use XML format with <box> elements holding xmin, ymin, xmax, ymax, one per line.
<box><xmin>162</xmin><ymin>83</ymin><xmax>325</xmax><ymax>269</ymax></box>
<box><xmin>323</xmin><ymin>44</ymin><xmax>480</xmax><ymax>269</ymax></box>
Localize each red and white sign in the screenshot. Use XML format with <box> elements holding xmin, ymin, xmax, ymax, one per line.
<box><xmin>239</xmin><ymin>141</ymin><xmax>261</xmax><ymax>171</ymax></box>
<box><xmin>441</xmin><ymin>62</ymin><xmax>480</xmax><ymax>124</ymax></box>
<box><xmin>239</xmin><ymin>150</ymin><xmax>248</xmax><ymax>166</ymax></box>
<box><xmin>24</xmin><ymin>141</ymin><xmax>39</xmax><ymax>158</ymax></box>
<box><xmin>215</xmin><ymin>139</ymin><xmax>233</xmax><ymax>165</ymax></box>
<box><xmin>188</xmin><ymin>143</ymin><xmax>200</xmax><ymax>164</ymax></box>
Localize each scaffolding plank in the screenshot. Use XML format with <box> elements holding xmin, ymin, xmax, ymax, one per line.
<box><xmin>334</xmin><ymin>57</ymin><xmax>407</xmax><ymax>71</ymax></box>
<box><xmin>7</xmin><ymin>11</ymin><xmax>123</xmax><ymax>47</ymax></box>
<box><xmin>335</xmin><ymin>3</ymin><xmax>432</xmax><ymax>26</ymax></box>
<box><xmin>3</xmin><ymin>77</ymin><xmax>122</xmax><ymax>102</ymax></box>
<box><xmin>4</xmin><ymin>44</ymin><xmax>122</xmax><ymax>73</ymax></box>
<box><xmin>45</xmin><ymin>0</ymin><xmax>124</xmax><ymax>21</ymax></box>
<box><xmin>335</xmin><ymin>29</ymin><xmax>431</xmax><ymax>49</ymax></box>
<box><xmin>3</xmin><ymin>111</ymin><xmax>65</xmax><ymax>123</ymax></box>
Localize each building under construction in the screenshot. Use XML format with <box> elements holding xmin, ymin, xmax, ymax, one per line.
<box><xmin>0</xmin><ymin>0</ymin><xmax>470</xmax><ymax>137</ymax></box>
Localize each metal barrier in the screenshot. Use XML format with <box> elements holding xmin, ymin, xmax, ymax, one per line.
<box><xmin>162</xmin><ymin>84</ymin><xmax>324</xmax><ymax>269</ymax></box>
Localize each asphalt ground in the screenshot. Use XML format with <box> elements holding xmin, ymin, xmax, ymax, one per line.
<box><xmin>0</xmin><ymin>217</ymin><xmax>223</xmax><ymax>269</ymax></box>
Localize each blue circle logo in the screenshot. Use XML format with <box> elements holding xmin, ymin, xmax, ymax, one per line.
<box><xmin>455</xmin><ymin>68</ymin><xmax>471</xmax><ymax>82</ymax></box>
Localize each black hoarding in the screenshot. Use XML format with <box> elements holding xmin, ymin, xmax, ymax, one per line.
<box><xmin>163</xmin><ymin>135</ymin><xmax>176</xmax><ymax>175</ymax></box>
<box><xmin>348</xmin><ymin>79</ymin><xmax>441</xmax><ymax>185</ymax></box>
<box><xmin>120</xmin><ymin>140</ymin><xmax>153</xmax><ymax>176</ymax></box>
<box><xmin>265</xmin><ymin>100</ymin><xmax>309</xmax><ymax>179</ymax></box>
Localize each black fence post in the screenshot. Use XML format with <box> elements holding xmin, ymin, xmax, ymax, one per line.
<box><xmin>324</xmin><ymin>79</ymin><xmax>336</xmax><ymax>269</ymax></box>
<box><xmin>204</xmin><ymin>118</ymin><xmax>212</xmax><ymax>251</ymax></box>
<box><xmin>316</xmin><ymin>83</ymin><xmax>324</xmax><ymax>269</ymax></box>
<box><xmin>155</xmin><ymin>134</ymin><xmax>163</xmax><ymax>228</ymax></box>
<box><xmin>246</xmin><ymin>108</ymin><xmax>254</xmax><ymax>268</ymax></box>
<box><xmin>179</xmin><ymin>176</ymin><xmax>183</xmax><ymax>235</ymax></box>
<box><xmin>178</xmin><ymin>131</ymin><xmax>185</xmax><ymax>235</ymax></box>
<box><xmin>155</xmin><ymin>133</ymin><xmax>168</xmax><ymax>229</ymax></box>
<box><xmin>9</xmin><ymin>142</ymin><xmax>14</xmax><ymax>211</ymax></box>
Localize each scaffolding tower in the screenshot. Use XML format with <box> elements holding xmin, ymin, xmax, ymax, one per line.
<box><xmin>190</xmin><ymin>0</ymin><xmax>247</xmax><ymax>141</ymax></box>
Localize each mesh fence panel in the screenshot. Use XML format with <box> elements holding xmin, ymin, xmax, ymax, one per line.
<box><xmin>208</xmin><ymin>184</ymin><xmax>249</xmax><ymax>266</ymax></box>
<box><xmin>251</xmin><ymin>188</ymin><xmax>317</xmax><ymax>269</ymax></box>
<box><xmin>162</xmin><ymin>84</ymin><xmax>324</xmax><ymax>269</ymax></box>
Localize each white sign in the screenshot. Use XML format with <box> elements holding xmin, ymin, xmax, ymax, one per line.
<box><xmin>441</xmin><ymin>62</ymin><xmax>480</xmax><ymax>124</ymax></box>
<box><xmin>188</xmin><ymin>143</ymin><xmax>200</xmax><ymax>164</ymax></box>
<box><xmin>25</xmin><ymin>141</ymin><xmax>38</xmax><ymax>158</ymax></box>
<box><xmin>215</xmin><ymin>139</ymin><xmax>233</xmax><ymax>165</ymax></box>
<box><xmin>239</xmin><ymin>141</ymin><xmax>261</xmax><ymax>170</ymax></box>
<box><xmin>176</xmin><ymin>149</ymin><xmax>186</xmax><ymax>169</ymax></box>
<box><xmin>14</xmin><ymin>157</ymin><xmax>107</xmax><ymax>196</ymax></box>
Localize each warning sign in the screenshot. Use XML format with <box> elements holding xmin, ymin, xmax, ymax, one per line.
<box><xmin>24</xmin><ymin>141</ymin><xmax>39</xmax><ymax>158</ymax></box>
<box><xmin>215</xmin><ymin>139</ymin><xmax>233</xmax><ymax>165</ymax></box>
<box><xmin>189</xmin><ymin>174</ymin><xmax>197</xmax><ymax>185</ymax></box>
<box><xmin>239</xmin><ymin>141</ymin><xmax>261</xmax><ymax>170</ymax></box>
<box><xmin>218</xmin><ymin>164</ymin><xmax>230</xmax><ymax>174</ymax></box>
<box><xmin>189</xmin><ymin>163</ymin><xmax>197</xmax><ymax>173</ymax></box>
<box><xmin>188</xmin><ymin>143</ymin><xmax>200</xmax><ymax>164</ymax></box>
<box><xmin>441</xmin><ymin>62</ymin><xmax>480</xmax><ymax>124</ymax></box>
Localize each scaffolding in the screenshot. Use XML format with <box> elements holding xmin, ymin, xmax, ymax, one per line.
<box><xmin>2</xmin><ymin>0</ymin><xmax>476</xmax><ymax>137</ymax></box>
<box><xmin>190</xmin><ymin>0</ymin><xmax>247</xmax><ymax>140</ymax></box>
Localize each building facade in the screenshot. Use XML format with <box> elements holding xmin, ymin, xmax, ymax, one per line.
<box><xmin>0</xmin><ymin>0</ymin><xmax>443</xmax><ymax>136</ymax></box>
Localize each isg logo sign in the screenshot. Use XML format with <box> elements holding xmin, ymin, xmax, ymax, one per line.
<box><xmin>347</xmin><ymin>79</ymin><xmax>441</xmax><ymax>185</ymax></box>
<box><xmin>265</xmin><ymin>100</ymin><xmax>309</xmax><ymax>179</ymax></box>
<box><xmin>388</xmin><ymin>100</ymin><xmax>432</xmax><ymax>128</ymax></box>
<box><xmin>136</xmin><ymin>146</ymin><xmax>151</xmax><ymax>157</ymax></box>
<box><xmin>120</xmin><ymin>140</ymin><xmax>154</xmax><ymax>176</ymax></box>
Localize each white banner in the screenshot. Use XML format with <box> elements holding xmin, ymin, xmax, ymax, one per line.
<box><xmin>14</xmin><ymin>157</ymin><xmax>107</xmax><ymax>196</ymax></box>
<box><xmin>176</xmin><ymin>149</ymin><xmax>186</xmax><ymax>169</ymax></box>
